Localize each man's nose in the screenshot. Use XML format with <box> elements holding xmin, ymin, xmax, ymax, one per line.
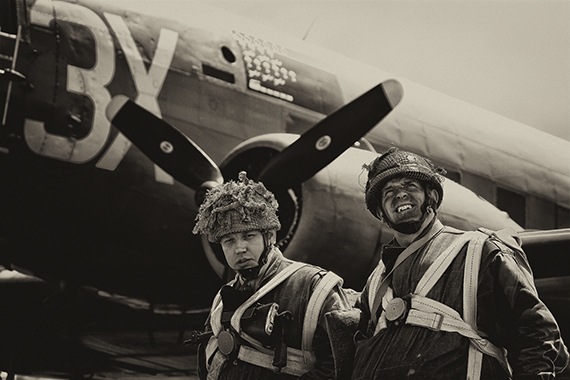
<box><xmin>235</xmin><ymin>240</ymin><xmax>248</xmax><ymax>252</ymax></box>
<box><xmin>396</xmin><ymin>190</ymin><xmax>408</xmax><ymax>199</ymax></box>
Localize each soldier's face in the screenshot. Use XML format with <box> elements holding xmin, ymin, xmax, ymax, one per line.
<box><xmin>220</xmin><ymin>230</ymin><xmax>265</xmax><ymax>271</ymax></box>
<box><xmin>381</xmin><ymin>177</ymin><xmax>427</xmax><ymax>225</ymax></box>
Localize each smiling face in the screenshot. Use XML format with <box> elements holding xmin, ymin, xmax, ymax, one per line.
<box><xmin>220</xmin><ymin>230</ymin><xmax>266</xmax><ymax>271</ymax></box>
<box><xmin>381</xmin><ymin>177</ymin><xmax>430</xmax><ymax>225</ymax></box>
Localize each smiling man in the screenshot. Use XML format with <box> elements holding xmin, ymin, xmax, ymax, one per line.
<box><xmin>192</xmin><ymin>172</ymin><xmax>350</xmax><ymax>380</ymax></box>
<box><xmin>352</xmin><ymin>147</ymin><xmax>568</xmax><ymax>380</ymax></box>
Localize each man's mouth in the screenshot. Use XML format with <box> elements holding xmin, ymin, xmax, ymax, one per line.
<box><xmin>396</xmin><ymin>204</ymin><xmax>414</xmax><ymax>213</ymax></box>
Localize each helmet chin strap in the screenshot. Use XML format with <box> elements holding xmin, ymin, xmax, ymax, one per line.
<box><xmin>236</xmin><ymin>232</ymin><xmax>273</xmax><ymax>281</ymax></box>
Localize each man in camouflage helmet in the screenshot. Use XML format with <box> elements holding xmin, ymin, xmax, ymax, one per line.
<box><xmin>193</xmin><ymin>172</ymin><xmax>350</xmax><ymax>380</ymax></box>
<box><xmin>352</xmin><ymin>147</ymin><xmax>568</xmax><ymax>380</ymax></box>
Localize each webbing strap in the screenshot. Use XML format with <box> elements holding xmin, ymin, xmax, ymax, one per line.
<box><xmin>370</xmin><ymin>220</ymin><xmax>444</xmax><ymax>324</ymax></box>
<box><xmin>237</xmin><ymin>344</ymin><xmax>315</xmax><ymax>377</ymax></box>
<box><xmin>375</xmin><ymin>231</ymin><xmax>472</xmax><ymax>335</ymax></box>
<box><xmin>210</xmin><ymin>277</ymin><xmax>238</xmax><ymax>336</ymax></box>
<box><xmin>407</xmin><ymin>295</ymin><xmax>482</xmax><ymax>339</ymax></box>
<box><xmin>231</xmin><ymin>261</ymin><xmax>307</xmax><ymax>333</ymax></box>
<box><xmin>208</xmin><ymin>262</ymin><xmax>306</xmax><ymax>358</ymax></box>
<box><xmin>415</xmin><ymin>231</ymin><xmax>477</xmax><ymax>296</ymax></box>
<box><xmin>375</xmin><ymin>230</ymin><xmax>512</xmax><ymax>377</ymax></box>
<box><xmin>407</xmin><ymin>232</ymin><xmax>511</xmax><ymax>378</ymax></box>
<box><xmin>407</xmin><ymin>295</ymin><xmax>511</xmax><ymax>375</ymax></box>
<box><xmin>302</xmin><ymin>271</ymin><xmax>343</xmax><ymax>362</ymax></box>
<box><xmin>464</xmin><ymin>232</ymin><xmax>486</xmax><ymax>380</ymax></box>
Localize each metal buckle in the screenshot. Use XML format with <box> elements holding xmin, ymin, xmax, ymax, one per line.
<box><xmin>218</xmin><ymin>330</ymin><xmax>237</xmax><ymax>355</ymax></box>
<box><xmin>385</xmin><ymin>297</ymin><xmax>408</xmax><ymax>322</ymax></box>
<box><xmin>265</xmin><ymin>303</ymin><xmax>279</xmax><ymax>336</ymax></box>
<box><xmin>427</xmin><ymin>313</ymin><xmax>444</xmax><ymax>331</ymax></box>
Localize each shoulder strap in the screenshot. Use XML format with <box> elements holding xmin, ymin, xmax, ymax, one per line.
<box><xmin>231</xmin><ymin>261</ymin><xmax>307</xmax><ymax>334</ymax></box>
<box><xmin>370</xmin><ymin>220</ymin><xmax>444</xmax><ymax>324</ymax></box>
<box><xmin>414</xmin><ymin>231</ymin><xmax>476</xmax><ymax>296</ymax></box>
<box><xmin>302</xmin><ymin>271</ymin><xmax>343</xmax><ymax>363</ymax></box>
<box><xmin>464</xmin><ymin>231</ymin><xmax>487</xmax><ymax>380</ymax></box>
<box><xmin>210</xmin><ymin>277</ymin><xmax>238</xmax><ymax>335</ymax></box>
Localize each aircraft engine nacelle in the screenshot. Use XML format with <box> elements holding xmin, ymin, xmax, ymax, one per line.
<box><xmin>201</xmin><ymin>133</ymin><xmax>522</xmax><ymax>290</ymax></box>
<box><xmin>203</xmin><ymin>133</ymin><xmax>391</xmax><ymax>290</ymax></box>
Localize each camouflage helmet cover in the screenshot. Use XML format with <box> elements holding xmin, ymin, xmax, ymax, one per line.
<box><xmin>192</xmin><ymin>172</ymin><xmax>281</xmax><ymax>243</ymax></box>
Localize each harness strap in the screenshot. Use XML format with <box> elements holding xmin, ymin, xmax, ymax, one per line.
<box><xmin>206</xmin><ymin>262</ymin><xmax>306</xmax><ymax>364</ymax></box>
<box><xmin>237</xmin><ymin>345</ymin><xmax>315</xmax><ymax>377</ymax></box>
<box><xmin>375</xmin><ymin>230</ymin><xmax>513</xmax><ymax>378</ymax></box>
<box><xmin>209</xmin><ymin>261</ymin><xmax>340</xmax><ymax>376</ymax></box>
<box><xmin>464</xmin><ymin>231</ymin><xmax>485</xmax><ymax>380</ymax></box>
<box><xmin>369</xmin><ymin>220</ymin><xmax>444</xmax><ymax>324</ymax></box>
<box><xmin>376</xmin><ymin>231</ymin><xmax>473</xmax><ymax>334</ymax></box>
<box><xmin>231</xmin><ymin>261</ymin><xmax>307</xmax><ymax>344</ymax></box>
<box><xmin>407</xmin><ymin>295</ymin><xmax>483</xmax><ymax>339</ymax></box>
<box><xmin>302</xmin><ymin>271</ymin><xmax>343</xmax><ymax>363</ymax></box>
<box><xmin>406</xmin><ymin>295</ymin><xmax>511</xmax><ymax>375</ymax></box>
<box><xmin>415</xmin><ymin>231</ymin><xmax>477</xmax><ymax>297</ymax></box>
<box><xmin>464</xmin><ymin>232</ymin><xmax>513</xmax><ymax>379</ymax></box>
<box><xmin>210</xmin><ymin>277</ymin><xmax>238</xmax><ymax>336</ymax></box>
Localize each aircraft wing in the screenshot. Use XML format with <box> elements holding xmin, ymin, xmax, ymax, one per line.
<box><xmin>520</xmin><ymin>228</ymin><xmax>570</xmax><ymax>279</ymax></box>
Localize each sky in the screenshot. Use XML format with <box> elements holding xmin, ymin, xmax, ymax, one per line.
<box><xmin>206</xmin><ymin>0</ymin><xmax>570</xmax><ymax>142</ymax></box>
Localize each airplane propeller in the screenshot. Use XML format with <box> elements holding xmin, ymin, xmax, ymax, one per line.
<box><xmin>106</xmin><ymin>95</ymin><xmax>223</xmax><ymax>198</ymax></box>
<box><xmin>257</xmin><ymin>79</ymin><xmax>402</xmax><ymax>190</ymax></box>
<box><xmin>106</xmin><ymin>79</ymin><xmax>403</xmax><ymax>203</ymax></box>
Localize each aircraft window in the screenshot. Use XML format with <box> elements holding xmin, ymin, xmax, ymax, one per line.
<box><xmin>221</xmin><ymin>46</ymin><xmax>236</xmax><ymax>63</ymax></box>
<box><xmin>497</xmin><ymin>187</ymin><xmax>526</xmax><ymax>227</ymax></box>
<box><xmin>202</xmin><ymin>63</ymin><xmax>235</xmax><ymax>84</ymax></box>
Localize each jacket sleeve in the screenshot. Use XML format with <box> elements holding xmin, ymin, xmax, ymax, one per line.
<box><xmin>487</xmin><ymin>241</ymin><xmax>569</xmax><ymax>378</ymax></box>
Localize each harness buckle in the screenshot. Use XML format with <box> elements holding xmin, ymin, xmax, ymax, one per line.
<box><xmin>427</xmin><ymin>313</ymin><xmax>444</xmax><ymax>331</ymax></box>
<box><xmin>218</xmin><ymin>330</ymin><xmax>238</xmax><ymax>355</ymax></box>
<box><xmin>385</xmin><ymin>297</ymin><xmax>408</xmax><ymax>322</ymax></box>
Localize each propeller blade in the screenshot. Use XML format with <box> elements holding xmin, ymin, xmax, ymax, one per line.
<box><xmin>106</xmin><ymin>95</ymin><xmax>223</xmax><ymax>191</ymax></box>
<box><xmin>258</xmin><ymin>79</ymin><xmax>403</xmax><ymax>190</ymax></box>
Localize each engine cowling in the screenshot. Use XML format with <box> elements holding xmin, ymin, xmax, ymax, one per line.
<box><xmin>201</xmin><ymin>133</ymin><xmax>522</xmax><ymax>290</ymax></box>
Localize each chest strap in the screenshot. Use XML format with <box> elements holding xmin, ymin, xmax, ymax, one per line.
<box><xmin>230</xmin><ymin>261</ymin><xmax>307</xmax><ymax>336</ymax></box>
<box><xmin>207</xmin><ymin>262</ymin><xmax>306</xmax><ymax>370</ymax></box>
<box><xmin>376</xmin><ymin>231</ymin><xmax>512</xmax><ymax>378</ymax></box>
<box><xmin>237</xmin><ymin>270</ymin><xmax>343</xmax><ymax>373</ymax></box>
<box><xmin>368</xmin><ymin>220</ymin><xmax>445</xmax><ymax>325</ymax></box>
<box><xmin>209</xmin><ymin>262</ymin><xmax>340</xmax><ymax>376</ymax></box>
<box><xmin>238</xmin><ymin>345</ymin><xmax>313</xmax><ymax>377</ymax></box>
<box><xmin>375</xmin><ymin>230</ymin><xmax>475</xmax><ymax>334</ymax></box>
